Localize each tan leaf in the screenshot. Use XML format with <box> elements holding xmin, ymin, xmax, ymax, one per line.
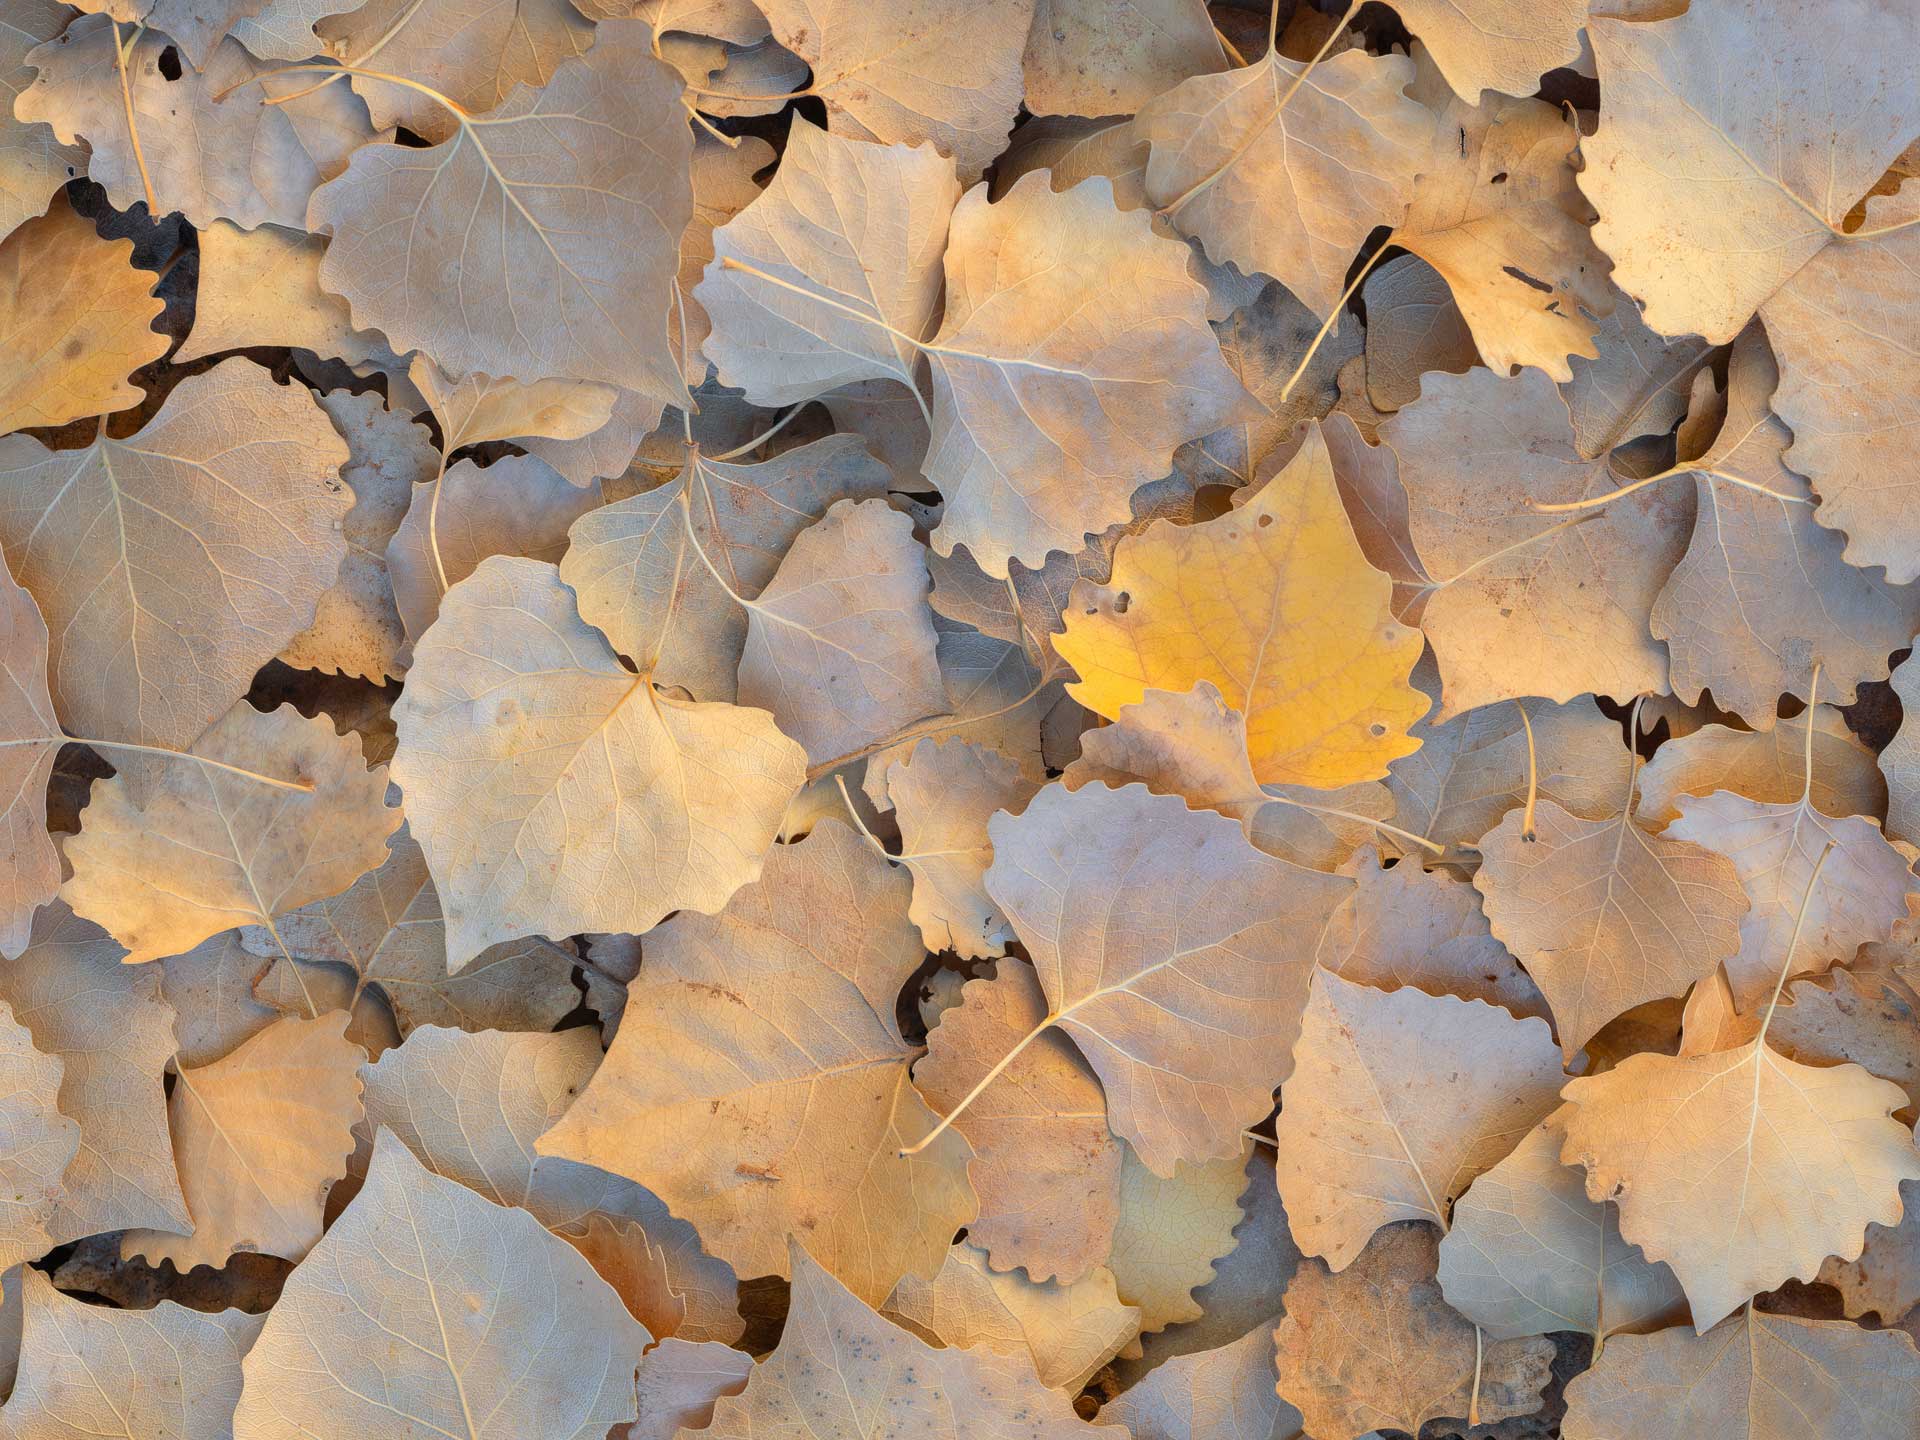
<box><xmin>923</xmin><ymin>174</ymin><xmax>1257</xmax><ymax>575</ymax></box>
<box><xmin>387</xmin><ymin>454</ymin><xmax>603</xmax><ymax>660</ymax></box>
<box><xmin>1580</xmin><ymin>0</ymin><xmax>1920</xmax><ymax>344</ymax></box>
<box><xmin>915</xmin><ymin>960</ymin><xmax>1119</xmax><ymax>1283</ymax></box>
<box><xmin>62</xmin><ymin>702</ymin><xmax>400</xmax><ymax>965</ymax></box>
<box><xmin>738</xmin><ymin>498</ymin><xmax>947</xmax><ymax>766</ymax></box>
<box><xmin>1</xmin><ymin>901</ymin><xmax>187</xmax><ymax>1244</ymax></box>
<box><xmin>1273</xmin><ymin>970</ymin><xmax>1565</xmax><ymax>1269</ymax></box>
<box><xmin>986</xmin><ymin>782</ymin><xmax>1350</xmax><ymax>1175</ymax></box>
<box><xmin>563</xmin><ymin>1214</ymin><xmax>686</xmax><ymax>1340</ymax></box>
<box><xmin>0</xmin><ymin>552</ymin><xmax>57</xmax><ymax>959</ymax></box>
<box><xmin>675</xmin><ymin>132</ymin><xmax>775</xmax><ymax>384</ymax></box>
<box><xmin>158</xmin><ymin>932</ymin><xmax>278</xmax><ymax>1070</ymax></box>
<box><xmin>1636</xmin><ymin>707</ymin><xmax>1886</xmax><ymax>828</ymax></box>
<box><xmin>1887</xmin><ymin>650</ymin><xmax>1920</xmax><ymax>845</ymax></box>
<box><xmin>0</xmin><ymin>194</ymin><xmax>162</xmax><ymax>434</ymax></box>
<box><xmin>240</xmin><ymin>825</ymin><xmax>580</xmax><ymax>1038</ymax></box>
<box><xmin>1318</xmin><ymin>844</ymin><xmax>1549</xmax><ymax>1021</ymax></box>
<box><xmin>0</xmin><ymin>0</ymin><xmax>84</xmax><ymax>244</ymax></box>
<box><xmin>407</xmin><ymin>356</ymin><xmax>618</xmax><ymax>452</ymax></box>
<box><xmin>536</xmin><ymin>822</ymin><xmax>975</xmax><ymax>1307</ymax></box>
<box><xmin>697</xmin><ymin>119</ymin><xmax>958</xmax><ymax>405</ymax></box>
<box><xmin>1389</xmin><ymin>365</ymin><xmax>1693</xmax><ymax>715</ymax></box>
<box><xmin>231</xmin><ymin>1129</ymin><xmax>651</xmax><ymax>1440</ymax></box>
<box><xmin>0</xmin><ymin>359</ymin><xmax>351</xmax><ymax>757</ymax></box>
<box><xmin>627</xmin><ymin>1337</ymin><xmax>753</xmax><ymax>1440</ymax></box>
<box><xmin>1274</xmin><ymin>1223</ymin><xmax>1555</xmax><ymax>1440</ymax></box>
<box><xmin>1098</xmin><ymin>1325</ymin><xmax>1301</xmax><ymax>1440</ymax></box>
<box><xmin>1322</xmin><ymin>408</ymin><xmax>1432</xmax><ymax>618</ymax></box>
<box><xmin>18</xmin><ymin>20</ymin><xmax>373</xmax><ymax>229</ymax></box>
<box><xmin>1020</xmin><ymin>0</ymin><xmax>1222</xmax><ymax>117</ymax></box>
<box><xmin>123</xmin><ymin>1011</ymin><xmax>362</xmax><ymax>1272</ymax></box>
<box><xmin>1137</xmin><ymin>43</ymin><xmax>1432</xmax><ymax>314</ymax></box>
<box><xmin>228</xmin><ymin>0</ymin><xmax>336</xmax><ymax>58</ymax></box>
<box><xmin>1394</xmin><ymin>0</ymin><xmax>1585</xmax><ymax>101</ymax></box>
<box><xmin>360</xmin><ymin>1025</ymin><xmax>743</xmax><ymax>1344</ymax></box>
<box><xmin>1560</xmin><ymin>1308</ymin><xmax>1920</xmax><ymax>1440</ymax></box>
<box><xmin>1361</xmin><ymin>254</ymin><xmax>1479</xmax><ymax>412</ymax></box>
<box><xmin>0</xmin><ymin>999</ymin><xmax>78</xmax><ymax>1271</ymax></box>
<box><xmin>1560</xmin><ymin>1037</ymin><xmax>1920</xmax><ymax>1328</ymax></box>
<box><xmin>753</xmin><ymin>0</ymin><xmax>1032</xmax><ymax>182</ymax></box>
<box><xmin>1056</xmin><ymin>425</ymin><xmax>1428</xmax><ymax>789</ymax></box>
<box><xmin>1398</xmin><ymin>67</ymin><xmax>1613</xmax><ymax>381</ymax></box>
<box><xmin>886</xmin><ymin>739</ymin><xmax>1042</xmax><ymax>960</ymax></box>
<box><xmin>884</xmin><ymin>1241</ymin><xmax>1141</xmax><ymax>1392</ymax></box>
<box><xmin>1560</xmin><ymin>296</ymin><xmax>1715</xmax><ymax>461</ymax></box>
<box><xmin>1820</xmin><ymin>1178</ymin><xmax>1920</xmax><ymax>1323</ymax></box>
<box><xmin>388</xmin><ymin>556</ymin><xmax>805</xmax><ymax>966</ymax></box>
<box><xmin>3</xmin><ymin>1266</ymin><xmax>263</xmax><ymax>1440</ymax></box>
<box><xmin>175</xmin><ymin>222</ymin><xmax>399</xmax><ymax>372</ymax></box>
<box><xmin>1769</xmin><ymin>969</ymin><xmax>1920</xmax><ymax>1122</ymax></box>
<box><xmin>318</xmin><ymin>0</ymin><xmax>594</xmax><ymax>142</ymax></box>
<box><xmin>1667</xmin><ymin>789</ymin><xmax>1918</xmax><ymax>1011</ymax></box>
<box><xmin>1438</xmin><ymin>1109</ymin><xmax>1686</xmax><ymax>1343</ymax></box>
<box><xmin>1107</xmin><ymin>1143</ymin><xmax>1247</xmax><ymax>1334</ymax></box>
<box><xmin>1474</xmin><ymin>767</ymin><xmax>1750</xmax><ymax>1059</ymax></box>
<box><xmin>308</xmin><ymin>21</ymin><xmax>689</xmax><ymax>411</ymax></box>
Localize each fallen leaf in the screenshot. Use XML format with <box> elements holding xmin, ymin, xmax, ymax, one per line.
<box><xmin>1635</xmin><ymin>707</ymin><xmax>1886</xmax><ymax>828</ymax></box>
<box><xmin>159</xmin><ymin>932</ymin><xmax>279</xmax><ymax>1070</ymax></box>
<box><xmin>627</xmin><ymin>1337</ymin><xmax>753</xmax><ymax>1440</ymax></box>
<box><xmin>175</xmin><ymin>223</ymin><xmax>399</xmax><ymax>372</ymax></box>
<box><xmin>0</xmin><ymin>998</ymin><xmax>77</xmax><ymax>1271</ymax></box>
<box><xmin>1020</xmin><ymin>0</ymin><xmax>1221</xmax><ymax>117</ymax></box>
<box><xmin>0</xmin><ymin>0</ymin><xmax>85</xmax><ymax>243</ymax></box>
<box><xmin>0</xmin><ymin>552</ymin><xmax>58</xmax><ymax>958</ymax></box>
<box><xmin>1768</xmin><ymin>969</ymin><xmax>1920</xmax><ymax>1122</ymax></box>
<box><xmin>1097</xmin><ymin>1325</ymin><xmax>1301</xmax><ymax>1440</ymax></box>
<box><xmin>1361</xmin><ymin>253</ymin><xmax>1479</xmax><ymax>411</ymax></box>
<box><xmin>1560</xmin><ymin>296</ymin><xmax>1714</xmax><ymax>461</ymax></box>
<box><xmin>887</xmin><ymin>739</ymin><xmax>1042</xmax><ymax>958</ymax></box>
<box><xmin>1392</xmin><ymin>0</ymin><xmax>1586</xmax><ymax>101</ymax></box>
<box><xmin>1106</xmin><ymin>1142</ymin><xmax>1247</xmax><ymax>1334</ymax></box>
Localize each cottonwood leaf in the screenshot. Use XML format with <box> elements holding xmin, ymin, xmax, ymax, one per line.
<box><xmin>1393</xmin><ymin>0</ymin><xmax>1586</xmax><ymax>101</ymax></box>
<box><xmin>1820</xmin><ymin>1178</ymin><xmax>1920</xmax><ymax>1323</ymax></box>
<box><xmin>1273</xmin><ymin>970</ymin><xmax>1565</xmax><ymax>1269</ymax></box>
<box><xmin>1579</xmin><ymin>0</ymin><xmax>1920</xmax><ymax>345</ymax></box>
<box><xmin>0</xmin><ymin>1000</ymin><xmax>78</xmax><ymax>1272</ymax></box>
<box><xmin>388</xmin><ymin>556</ymin><xmax>805</xmax><ymax>967</ymax></box>
<box><xmin>1560</xmin><ymin>1039</ymin><xmax>1920</xmax><ymax>1328</ymax></box>
<box><xmin>923</xmin><ymin>173</ymin><xmax>1257</xmax><ymax>575</ymax></box>
<box><xmin>1560</xmin><ymin>297</ymin><xmax>1715</xmax><ymax>461</ymax></box>
<box><xmin>704</xmin><ymin>1242</ymin><xmax>1102</xmax><ymax>1439</ymax></box>
<box><xmin>1361</xmin><ymin>254</ymin><xmax>1479</xmax><ymax>411</ymax></box>
<box><xmin>1057</xmin><ymin>425</ymin><xmax>1427</xmax><ymax>789</ymax></box>
<box><xmin>1060</xmin><ymin>682</ymin><xmax>1396</xmax><ymax>872</ymax></box>
<box><xmin>1106</xmin><ymin>1143</ymin><xmax>1247</xmax><ymax>1335</ymax></box>
<box><xmin>241</xmin><ymin>825</ymin><xmax>580</xmax><ymax>1036</ymax></box>
<box><xmin>1666</xmin><ymin>789</ymin><xmax>1918</xmax><ymax>1012</ymax></box>
<box><xmin>884</xmin><ymin>1241</ymin><xmax>1141</xmax><ymax>1392</ymax></box>
<box><xmin>308</xmin><ymin>21</ymin><xmax>689</xmax><ymax>412</ymax></box>
<box><xmin>753</xmin><ymin>0</ymin><xmax>1033</xmax><ymax>183</ymax></box>
<box><xmin>1887</xmin><ymin>651</ymin><xmax>1920</xmax><ymax>845</ymax></box>
<box><xmin>697</xmin><ymin>120</ymin><xmax>959</xmax><ymax>406</ymax></box>
<box><xmin>1437</xmin><ymin>1108</ymin><xmax>1686</xmax><ymax>1343</ymax></box>
<box><xmin>227</xmin><ymin>0</ymin><xmax>337</xmax><ymax>58</ymax></box>
<box><xmin>231</xmin><ymin>1129</ymin><xmax>651</xmax><ymax>1440</ymax></box>
<box><xmin>737</xmin><ymin>497</ymin><xmax>947</xmax><ymax>766</ymax></box>
<box><xmin>0</xmin><ymin>1266</ymin><xmax>263</xmax><ymax>1440</ymax></box>
<box><xmin>361</xmin><ymin>1025</ymin><xmax>743</xmax><ymax>1344</ymax></box>
<box><xmin>407</xmin><ymin>356</ymin><xmax>619</xmax><ymax>453</ymax></box>
<box><xmin>986</xmin><ymin>782</ymin><xmax>1350</xmax><ymax>1175</ymax></box>
<box><xmin>563</xmin><ymin>1214</ymin><xmax>684</xmax><ymax>1340</ymax></box>
<box><xmin>0</xmin><ymin>0</ymin><xmax>83</xmax><ymax>244</ymax></box>
<box><xmin>1768</xmin><ymin>969</ymin><xmax>1920</xmax><ymax>1124</ymax></box>
<box><xmin>0</xmin><ymin>194</ymin><xmax>163</xmax><ymax>434</ymax></box>
<box><xmin>0</xmin><ymin>553</ymin><xmax>57</xmax><ymax>959</ymax></box>
<box><xmin>318</xmin><ymin>0</ymin><xmax>594</xmax><ymax>143</ymax></box>
<box><xmin>916</xmin><ymin>960</ymin><xmax>1119</xmax><ymax>1282</ymax></box>
<box><xmin>1097</xmin><ymin>1326</ymin><xmax>1300</xmax><ymax>1440</ymax></box>
<box><xmin>1317</xmin><ymin>844</ymin><xmax>1549</xmax><ymax>1021</ymax></box>
<box><xmin>537</xmin><ymin>821</ymin><xmax>975</xmax><ymax>1307</ymax></box>
<box><xmin>1389</xmin><ymin>365</ymin><xmax>1692</xmax><ymax>716</ymax></box>
<box><xmin>1636</xmin><ymin>707</ymin><xmax>1886</xmax><ymax>828</ymax></box>
<box><xmin>159</xmin><ymin>932</ymin><xmax>279</xmax><ymax>1070</ymax></box>
<box><xmin>1474</xmin><ymin>786</ymin><xmax>1750</xmax><ymax>1060</ymax></box>
<box><xmin>1397</xmin><ymin>66</ymin><xmax>1613</xmax><ymax>382</ymax></box>
<box><xmin>1020</xmin><ymin>0</ymin><xmax>1220</xmax><ymax>118</ymax></box>
<box><xmin>675</xmin><ymin>132</ymin><xmax>776</xmax><ymax>384</ymax></box>
<box><xmin>563</xmin><ymin>435</ymin><xmax>894</xmax><ymax>704</ymax></box>
<box><xmin>19</xmin><ymin>19</ymin><xmax>373</xmax><ymax>229</ymax></box>
<box><xmin>886</xmin><ymin>739</ymin><xmax>1042</xmax><ymax>960</ymax></box>
<box><xmin>1651</xmin><ymin>326</ymin><xmax>1920</xmax><ymax>723</ymax></box>
<box><xmin>62</xmin><ymin>702</ymin><xmax>400</xmax><ymax>965</ymax></box>
<box><xmin>0</xmin><ymin>359</ymin><xmax>351</xmax><ymax>758</ymax></box>
<box><xmin>122</xmin><ymin>1011</ymin><xmax>359</xmax><ymax>1272</ymax></box>
<box><xmin>1136</xmin><ymin>43</ymin><xmax>1431</xmax><ymax>315</ymax></box>
<box><xmin>626</xmin><ymin>1338</ymin><xmax>753</xmax><ymax>1440</ymax></box>
<box><xmin>1560</xmin><ymin>1309</ymin><xmax>1920</xmax><ymax>1440</ymax></box>
<box><xmin>1</xmin><ymin>902</ymin><xmax>187</xmax><ymax>1244</ymax></box>
<box><xmin>387</xmin><ymin>454</ymin><xmax>603</xmax><ymax>659</ymax></box>
<box><xmin>1274</xmin><ymin>1223</ymin><xmax>1556</xmax><ymax>1440</ymax></box>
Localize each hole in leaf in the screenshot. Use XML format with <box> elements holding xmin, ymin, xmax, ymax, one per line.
<box><xmin>157</xmin><ymin>45</ymin><xmax>183</xmax><ymax>80</ymax></box>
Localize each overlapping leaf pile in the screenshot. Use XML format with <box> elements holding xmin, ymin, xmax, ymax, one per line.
<box><xmin>2</xmin><ymin>0</ymin><xmax>1919</xmax><ymax>1434</ymax></box>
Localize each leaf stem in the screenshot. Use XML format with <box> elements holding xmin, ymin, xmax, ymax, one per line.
<box><xmin>1259</xmin><ymin>791</ymin><xmax>1447</xmax><ymax>856</ymax></box>
<box><xmin>0</xmin><ymin>736</ymin><xmax>315</xmax><ymax>792</ymax></box>
<box><xmin>1517</xmin><ymin>701</ymin><xmax>1538</xmax><ymax>839</ymax></box>
<box><xmin>111</xmin><ymin>21</ymin><xmax>159</xmax><ymax>216</ymax></box>
<box><xmin>1800</xmin><ymin>662</ymin><xmax>1821</xmax><ymax>807</ymax></box>
<box><xmin>707</xmin><ymin>404</ymin><xmax>802</xmax><ymax>461</ymax></box>
<box><xmin>1275</xmin><ymin>237</ymin><xmax>1388</xmax><ymax>406</ymax></box>
<box><xmin>803</xmin><ymin>672</ymin><xmax>1056</xmax><ymax>783</ymax></box>
<box><xmin>899</xmin><ymin>1016</ymin><xmax>1054</xmax><ymax>1156</ymax></box>
<box><xmin>1527</xmin><ymin>465</ymin><xmax>1809</xmax><ymax>514</ymax></box>
<box><xmin>1754</xmin><ymin>838</ymin><xmax>1837</xmax><ymax>1048</ymax></box>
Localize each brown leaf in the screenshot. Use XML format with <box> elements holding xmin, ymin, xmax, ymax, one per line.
<box><xmin>0</xmin><ymin>551</ymin><xmax>58</xmax><ymax>958</ymax></box>
<box><xmin>1106</xmin><ymin>1142</ymin><xmax>1247</xmax><ymax>1335</ymax></box>
<box><xmin>0</xmin><ymin>998</ymin><xmax>78</xmax><ymax>1272</ymax></box>
<box><xmin>0</xmin><ymin>0</ymin><xmax>84</xmax><ymax>243</ymax></box>
<box><xmin>1361</xmin><ymin>254</ymin><xmax>1479</xmax><ymax>412</ymax></box>
<box><xmin>1392</xmin><ymin>0</ymin><xmax>1586</xmax><ymax>101</ymax></box>
<box><xmin>1098</xmin><ymin>1326</ymin><xmax>1301</xmax><ymax>1440</ymax></box>
<box><xmin>1635</xmin><ymin>707</ymin><xmax>1886</xmax><ymax>828</ymax></box>
<box><xmin>1020</xmin><ymin>0</ymin><xmax>1222</xmax><ymax>118</ymax></box>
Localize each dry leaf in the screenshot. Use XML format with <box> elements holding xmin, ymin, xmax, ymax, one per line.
<box><xmin>0</xmin><ymin>194</ymin><xmax>162</xmax><ymax>435</ymax></box>
<box><xmin>231</xmin><ymin>1129</ymin><xmax>652</xmax><ymax>1440</ymax></box>
<box><xmin>159</xmin><ymin>932</ymin><xmax>279</xmax><ymax>1071</ymax></box>
<box><xmin>1056</xmin><ymin>425</ymin><xmax>1428</xmax><ymax>789</ymax></box>
<box><xmin>1273</xmin><ymin>970</ymin><xmax>1565</xmax><ymax>1269</ymax></box>
<box><xmin>62</xmin><ymin>701</ymin><xmax>400</xmax><ymax>965</ymax></box>
<box><xmin>175</xmin><ymin>222</ymin><xmax>399</xmax><ymax>372</ymax></box>
<box><xmin>1769</xmin><ymin>969</ymin><xmax>1920</xmax><ymax>1124</ymax></box>
<box><xmin>2</xmin><ymin>1266</ymin><xmax>263</xmax><ymax>1440</ymax></box>
<box><xmin>1819</xmin><ymin>1178</ymin><xmax>1920</xmax><ymax>1323</ymax></box>
<box><xmin>1887</xmin><ymin>650</ymin><xmax>1920</xmax><ymax>846</ymax></box>
<box><xmin>1020</xmin><ymin>0</ymin><xmax>1222</xmax><ymax>117</ymax></box>
<box><xmin>1560</xmin><ymin>1309</ymin><xmax>1920</xmax><ymax>1440</ymax></box>
<box><xmin>388</xmin><ymin>556</ymin><xmax>805</xmax><ymax>967</ymax></box>
<box><xmin>1392</xmin><ymin>0</ymin><xmax>1586</xmax><ymax>101</ymax></box>
<box><xmin>0</xmin><ymin>999</ymin><xmax>77</xmax><ymax>1271</ymax></box>
<box><xmin>628</xmin><ymin>1338</ymin><xmax>753</xmax><ymax>1440</ymax></box>
<box><xmin>986</xmin><ymin>781</ymin><xmax>1350</xmax><ymax>1174</ymax></box>
<box><xmin>1560</xmin><ymin>297</ymin><xmax>1714</xmax><ymax>461</ymax></box>
<box><xmin>564</xmin><ymin>1213</ymin><xmax>684</xmax><ymax>1339</ymax></box>
<box><xmin>1274</xmin><ymin>1223</ymin><xmax>1556</xmax><ymax>1440</ymax></box>
<box><xmin>1106</xmin><ymin>1143</ymin><xmax>1247</xmax><ymax>1334</ymax></box>
<box><xmin>1097</xmin><ymin>1325</ymin><xmax>1300</xmax><ymax>1440</ymax></box>
<box><xmin>1635</xmin><ymin>707</ymin><xmax>1886</xmax><ymax>828</ymax></box>
<box><xmin>0</xmin><ymin>0</ymin><xmax>84</xmax><ymax>243</ymax></box>
<box><xmin>0</xmin><ymin>552</ymin><xmax>58</xmax><ymax>958</ymax></box>
<box><xmin>0</xmin><ymin>359</ymin><xmax>351</xmax><ymax>757</ymax></box>
<box><xmin>536</xmin><ymin>821</ymin><xmax>975</xmax><ymax>1307</ymax></box>
<box><xmin>1362</xmin><ymin>254</ymin><xmax>1479</xmax><ymax>411</ymax></box>
<box><xmin>308</xmin><ymin>21</ymin><xmax>690</xmax><ymax>412</ymax></box>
